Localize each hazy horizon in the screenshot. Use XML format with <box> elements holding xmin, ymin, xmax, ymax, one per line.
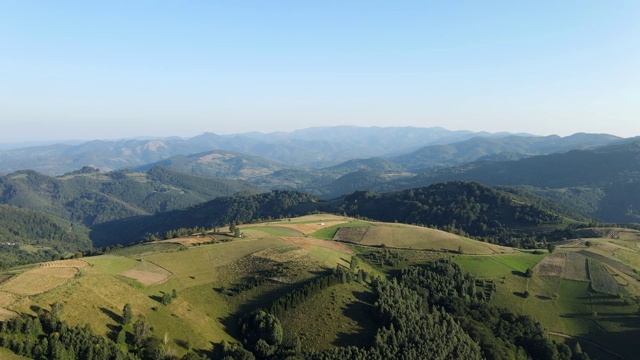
<box><xmin>2</xmin><ymin>1</ymin><xmax>638</xmax><ymax>142</ymax></box>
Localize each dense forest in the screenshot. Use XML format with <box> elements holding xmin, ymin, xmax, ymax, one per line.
<box><xmin>90</xmin><ymin>182</ymin><xmax>579</xmax><ymax>248</ymax></box>
<box><xmin>90</xmin><ymin>190</ymin><xmax>318</xmax><ymax>246</ymax></box>
<box><xmin>0</xmin><ymin>205</ymin><xmax>91</xmax><ymax>268</ymax></box>
<box><xmin>0</xmin><ymin>166</ymin><xmax>261</xmax><ymax>228</ymax></box>
<box><xmin>337</xmin><ymin>182</ymin><xmax>568</xmax><ymax>247</ymax></box>
<box><xmin>217</xmin><ymin>260</ymin><xmax>587</xmax><ymax>360</ymax></box>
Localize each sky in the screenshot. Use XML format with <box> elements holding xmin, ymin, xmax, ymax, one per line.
<box><xmin>1</xmin><ymin>1</ymin><xmax>639</xmax><ymax>142</ymax></box>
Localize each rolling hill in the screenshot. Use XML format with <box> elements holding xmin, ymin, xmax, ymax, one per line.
<box><xmin>0</xmin><ymin>166</ymin><xmax>262</xmax><ymax>228</ymax></box>
<box><xmin>132</xmin><ymin>150</ymin><xmax>285</xmax><ymax>180</ymax></box>
<box><xmin>0</xmin><ymin>214</ymin><xmax>637</xmax><ymax>359</ymax></box>
<box><xmin>381</xmin><ymin>140</ymin><xmax>640</xmax><ymax>223</ymax></box>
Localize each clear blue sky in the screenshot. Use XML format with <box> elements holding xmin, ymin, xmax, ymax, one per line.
<box><xmin>1</xmin><ymin>1</ymin><xmax>638</xmax><ymax>141</ymax></box>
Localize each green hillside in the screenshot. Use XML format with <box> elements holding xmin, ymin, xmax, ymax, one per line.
<box><xmin>0</xmin><ymin>216</ymin><xmax>606</xmax><ymax>360</ymax></box>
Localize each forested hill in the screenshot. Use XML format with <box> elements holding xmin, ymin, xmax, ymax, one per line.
<box><xmin>90</xmin><ymin>190</ymin><xmax>317</xmax><ymax>246</ymax></box>
<box><xmin>390</xmin><ymin>140</ymin><xmax>640</xmax><ymax>190</ymax></box>
<box><xmin>0</xmin><ymin>166</ymin><xmax>262</xmax><ymax>227</ymax></box>
<box><xmin>91</xmin><ymin>182</ymin><xmax>579</xmax><ymax>248</ymax></box>
<box><xmin>0</xmin><ymin>205</ymin><xmax>92</xmax><ymax>268</ymax></box>
<box><xmin>336</xmin><ymin>182</ymin><xmax>575</xmax><ymax>247</ymax></box>
<box><xmin>381</xmin><ymin>140</ymin><xmax>640</xmax><ymax>223</ymax></box>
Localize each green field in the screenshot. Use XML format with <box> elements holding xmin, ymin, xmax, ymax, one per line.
<box><xmin>454</xmin><ymin>252</ymin><xmax>547</xmax><ymax>277</ymax></box>
<box><xmin>460</xmin><ymin>250</ymin><xmax>640</xmax><ymax>359</ymax></box>
<box><xmin>243</xmin><ymin>226</ymin><xmax>304</xmax><ymax>237</ymax></box>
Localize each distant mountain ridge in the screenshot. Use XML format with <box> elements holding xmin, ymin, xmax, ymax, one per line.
<box><xmin>0</xmin><ymin>126</ymin><xmax>595</xmax><ymax>175</ymax></box>
<box><xmin>393</xmin><ymin>133</ymin><xmax>621</xmax><ymax>171</ymax></box>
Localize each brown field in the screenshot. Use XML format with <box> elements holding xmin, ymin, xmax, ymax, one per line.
<box><xmin>536</xmin><ymin>253</ymin><xmax>565</xmax><ymax>277</ymax></box>
<box><xmin>0</xmin><ymin>308</ymin><xmax>17</xmax><ymax>322</ymax></box>
<box><xmin>39</xmin><ymin>259</ymin><xmax>90</xmax><ymax>268</ymax></box>
<box><xmin>334</xmin><ymin>227</ymin><xmax>371</xmax><ymax>243</ymax></box>
<box><xmin>281</xmin><ymin>236</ymin><xmax>353</xmax><ymax>253</ymax></box>
<box><xmin>246</xmin><ymin>214</ymin><xmax>350</xmax><ymax>235</ymax></box>
<box><xmin>0</xmin><ymin>267</ymin><xmax>78</xmax><ymax>295</ymax></box>
<box><xmin>563</xmin><ymin>252</ymin><xmax>589</xmax><ymax>281</ymax></box>
<box><xmin>0</xmin><ymin>292</ymin><xmax>16</xmax><ymax>307</ymax></box>
<box><xmin>121</xmin><ymin>260</ymin><xmax>172</xmax><ymax>286</ymax></box>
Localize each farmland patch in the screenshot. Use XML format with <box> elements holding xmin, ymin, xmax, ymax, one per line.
<box><xmin>535</xmin><ymin>253</ymin><xmax>565</xmax><ymax>277</ymax></box>
<box><xmin>0</xmin><ymin>267</ymin><xmax>78</xmax><ymax>295</ymax></box>
<box><xmin>38</xmin><ymin>259</ymin><xmax>89</xmax><ymax>268</ymax></box>
<box><xmin>587</xmin><ymin>259</ymin><xmax>620</xmax><ymax>295</ymax></box>
<box><xmin>120</xmin><ymin>260</ymin><xmax>172</xmax><ymax>286</ymax></box>
<box><xmin>562</xmin><ymin>253</ymin><xmax>589</xmax><ymax>281</ymax></box>
<box><xmin>334</xmin><ymin>226</ymin><xmax>370</xmax><ymax>243</ymax></box>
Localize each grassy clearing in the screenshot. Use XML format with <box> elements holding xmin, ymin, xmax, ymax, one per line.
<box><xmin>454</xmin><ymin>253</ymin><xmax>547</xmax><ymax>277</ymax></box>
<box><xmin>308</xmin><ymin>247</ymin><xmax>351</xmax><ymax>269</ymax></box>
<box><xmin>144</xmin><ymin>238</ymin><xmax>288</xmax><ymax>290</ymax></box>
<box><xmin>110</xmin><ymin>242</ymin><xmax>184</xmax><ymax>257</ymax></box>
<box><xmin>0</xmin><ymin>347</ymin><xmax>28</xmax><ymax>359</ymax></box>
<box><xmin>85</xmin><ymin>255</ymin><xmax>141</xmax><ymax>275</ymax></box>
<box><xmin>310</xmin><ymin>221</ymin><xmax>374</xmax><ymax>240</ymax></box>
<box><xmin>274</xmin><ymin>246</ymin><xmax>302</xmax><ymax>254</ymax></box>
<box><xmin>613</xmin><ymin>248</ymin><xmax>640</xmax><ymax>269</ymax></box>
<box><xmin>279</xmin><ymin>282</ymin><xmax>376</xmax><ymax>351</ymax></box>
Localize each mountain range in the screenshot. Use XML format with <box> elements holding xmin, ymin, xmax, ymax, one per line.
<box><xmin>0</xmin><ymin>126</ymin><xmax>620</xmax><ymax>176</ymax></box>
